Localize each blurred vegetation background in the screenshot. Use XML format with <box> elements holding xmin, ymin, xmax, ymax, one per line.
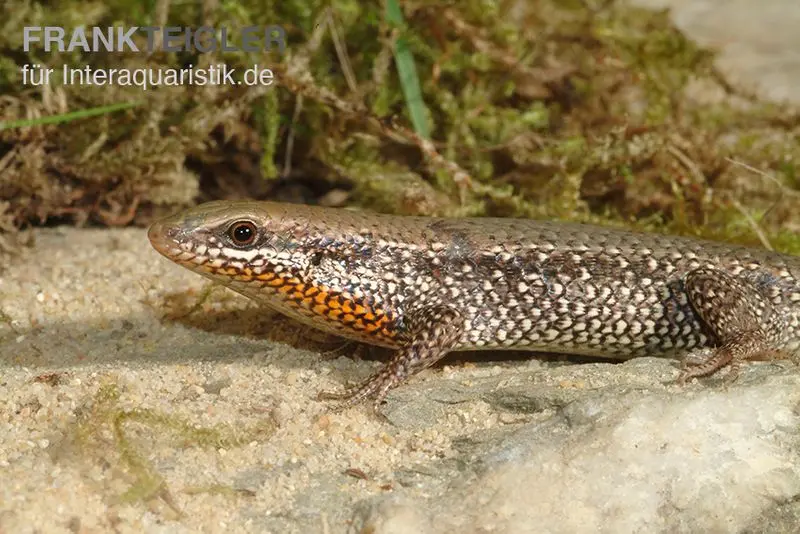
<box><xmin>0</xmin><ymin>0</ymin><xmax>798</xmax><ymax>259</ymax></box>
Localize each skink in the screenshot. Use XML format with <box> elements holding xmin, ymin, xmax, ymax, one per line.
<box><xmin>148</xmin><ymin>201</ymin><xmax>800</xmax><ymax>410</ymax></box>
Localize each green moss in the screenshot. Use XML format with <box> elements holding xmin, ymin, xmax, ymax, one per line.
<box><xmin>255</xmin><ymin>89</ymin><xmax>281</xmax><ymax>179</ymax></box>
<box><xmin>61</xmin><ymin>381</ymin><xmax>276</xmax><ymax>512</ymax></box>
<box><xmin>0</xmin><ymin>0</ymin><xmax>797</xmax><ymax>253</ymax></box>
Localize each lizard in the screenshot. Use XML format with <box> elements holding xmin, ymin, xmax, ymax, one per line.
<box><xmin>147</xmin><ymin>200</ymin><xmax>800</xmax><ymax>411</ymax></box>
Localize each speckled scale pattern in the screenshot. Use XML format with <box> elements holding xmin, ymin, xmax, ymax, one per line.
<box><xmin>149</xmin><ymin>201</ymin><xmax>800</xmax><ymax>408</ymax></box>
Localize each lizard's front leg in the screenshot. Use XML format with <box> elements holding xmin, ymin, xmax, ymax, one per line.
<box><xmin>318</xmin><ymin>305</ymin><xmax>464</xmax><ymax>412</ymax></box>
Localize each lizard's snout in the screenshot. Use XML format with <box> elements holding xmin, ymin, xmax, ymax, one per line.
<box><xmin>147</xmin><ymin>214</ymin><xmax>184</xmax><ymax>257</ymax></box>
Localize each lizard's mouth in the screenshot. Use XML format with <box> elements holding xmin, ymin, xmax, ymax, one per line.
<box><xmin>149</xmin><ymin>213</ymin><xmax>236</xmax><ymax>281</ymax></box>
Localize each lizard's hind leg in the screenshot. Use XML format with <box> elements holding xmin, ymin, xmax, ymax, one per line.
<box><xmin>678</xmin><ymin>267</ymin><xmax>787</xmax><ymax>383</ymax></box>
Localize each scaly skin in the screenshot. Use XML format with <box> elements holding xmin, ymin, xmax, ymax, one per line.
<box><xmin>148</xmin><ymin>200</ymin><xmax>800</xmax><ymax>410</ymax></box>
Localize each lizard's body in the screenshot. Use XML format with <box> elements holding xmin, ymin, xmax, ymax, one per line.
<box><xmin>148</xmin><ymin>201</ymin><xmax>800</xmax><ymax>409</ymax></box>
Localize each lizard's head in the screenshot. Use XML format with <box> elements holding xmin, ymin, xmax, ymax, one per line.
<box><xmin>148</xmin><ymin>200</ymin><xmax>325</xmax><ymax>291</ymax></box>
<box><xmin>148</xmin><ymin>200</ymin><xmax>398</xmax><ymax>343</ymax></box>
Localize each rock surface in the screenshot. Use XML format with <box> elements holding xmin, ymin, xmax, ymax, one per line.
<box><xmin>628</xmin><ymin>0</ymin><xmax>800</xmax><ymax>106</ymax></box>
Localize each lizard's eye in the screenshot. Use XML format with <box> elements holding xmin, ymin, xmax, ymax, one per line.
<box><xmin>228</xmin><ymin>220</ymin><xmax>257</xmax><ymax>246</ymax></box>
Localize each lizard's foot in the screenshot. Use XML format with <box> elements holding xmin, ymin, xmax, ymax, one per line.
<box><xmin>676</xmin><ymin>347</ymin><xmax>732</xmax><ymax>385</ymax></box>
<box><xmin>675</xmin><ymin>341</ymin><xmax>786</xmax><ymax>386</ymax></box>
<box><xmin>317</xmin><ymin>366</ymin><xmax>396</xmax><ymax>415</ymax></box>
<box><xmin>316</xmin><ymin>305</ymin><xmax>464</xmax><ymax>415</ymax></box>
